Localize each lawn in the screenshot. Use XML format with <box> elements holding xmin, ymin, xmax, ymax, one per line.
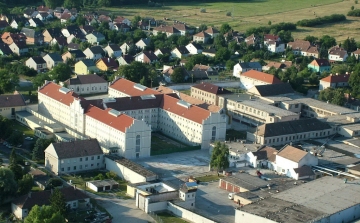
<box><xmin>151</xmin><ymin>134</ymin><xmax>201</xmax><ymax>155</ymax></box>
<box><xmin>226</xmin><ymin>129</ymin><xmax>247</xmax><ymax>141</ymax></box>
<box><xmin>178</xmin><ymin>89</ymin><xmax>191</xmax><ymax>95</ymax></box>
<box><xmin>30</xmin><ymin>185</ymin><xmax>43</xmax><ymax>192</ymax></box>
<box><xmin>196</xmin><ymin>174</ymin><xmax>223</xmax><ymax>182</ymax></box>
<box><xmin>156</xmin><ymin>212</ymin><xmax>189</xmax><ymax>223</ymax></box>
<box><xmin>12</xmin><ymin>121</ymin><xmax>34</xmax><ymax>137</ymax></box>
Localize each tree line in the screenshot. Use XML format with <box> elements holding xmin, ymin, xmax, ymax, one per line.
<box><xmin>296</xmin><ymin>14</ymin><xmax>346</xmax><ymax>27</ymax></box>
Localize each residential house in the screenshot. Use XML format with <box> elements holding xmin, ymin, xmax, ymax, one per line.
<box><xmin>60</xmin><ymin>13</ymin><xmax>75</xmax><ymax>24</ymax></box>
<box><xmin>351</xmin><ymin>49</ymin><xmax>360</xmax><ymax>60</ymax></box>
<box><xmin>42</xmin><ymin>28</ymin><xmax>63</xmax><ymax>43</ymax></box>
<box><xmin>67</xmin><ymin>43</ymin><xmax>80</xmax><ymax>50</ymax></box>
<box><xmin>0</xmin><ymin>20</ymin><xmax>9</xmax><ymax>30</ymax></box>
<box><xmin>186</xmin><ymin>42</ymin><xmax>203</xmax><ymax>55</ymax></box>
<box><xmin>49</xmin><ymin>37</ymin><xmax>68</xmax><ymax>48</ymax></box>
<box><xmin>202</xmin><ymin>48</ymin><xmax>217</xmax><ymax>57</ymax></box>
<box><xmin>9</xmin><ymin>41</ymin><xmax>28</xmax><ymax>55</ymax></box>
<box><xmin>263</xmin><ymin>61</ymin><xmax>293</xmax><ymax>72</ymax></box>
<box><xmin>69</xmin><ymin>8</ymin><xmax>78</xmax><ymax>17</ymax></box>
<box><xmin>240</xmin><ymin>70</ymin><xmax>282</xmax><ymax>90</ymax></box>
<box><xmin>173</xmin><ymin>23</ymin><xmax>194</xmax><ymax>35</ymax></box>
<box><xmin>29</xmin><ymin>18</ymin><xmax>44</xmax><ymax>28</ymax></box>
<box><xmin>143</xmin><ymin>17</ymin><xmax>156</xmax><ymax>26</ymax></box>
<box><xmin>138</xmin><ymin>20</ymin><xmax>149</xmax><ymax>30</ymax></box>
<box><xmin>247</xmin><ymin>118</ymin><xmax>335</xmax><ymax>146</ymax></box>
<box><xmin>104</xmin><ymin>44</ymin><xmax>122</xmax><ymax>58</ymax></box>
<box><xmin>37</xmin><ymin>6</ymin><xmax>50</xmax><ymax>12</ymax></box>
<box><xmin>162</xmin><ymin>66</ymin><xmax>189</xmax><ymax>83</ymax></box>
<box><xmin>97</xmin><ymin>15</ymin><xmax>111</xmax><ymax>23</ymax></box>
<box><xmin>62</xmin><ymin>50</ymin><xmax>86</xmax><ymax>63</ymax></box>
<box><xmin>28</xmin><ymin>168</ymin><xmax>50</xmax><ymax>190</ymax></box>
<box><xmin>233</xmin><ymin>62</ymin><xmax>262</xmax><ymax>77</ymax></box>
<box><xmin>328</xmin><ymin>46</ymin><xmax>348</xmax><ymax>62</ymax></box>
<box><xmin>96</xmin><ymin>57</ymin><xmax>119</xmax><ymax>71</ymax></box>
<box><xmin>0</xmin><ymin>43</ymin><xmax>12</xmax><ymax>55</ymax></box>
<box><xmin>154</xmin><ymin>48</ymin><xmax>171</xmax><ymax>57</ymax></box>
<box><xmin>1</xmin><ymin>32</ymin><xmax>26</xmax><ymax>45</ymax></box>
<box><xmin>0</xmin><ymin>94</ymin><xmax>26</xmax><ymax>119</ymax></box>
<box><xmin>64</xmin><ymin>74</ymin><xmax>108</xmax><ymax>95</ymax></box>
<box><xmin>272</xmin><ymin>145</ymin><xmax>317</xmax><ymax>180</ymax></box>
<box><xmin>117</xmin><ymin>54</ymin><xmax>134</xmax><ymax>66</ymax></box>
<box><xmin>61</xmin><ymin>25</ymin><xmax>82</xmax><ymax>38</ymax></box>
<box><xmin>193</xmin><ymin>31</ymin><xmax>211</xmax><ymax>43</ymax></box>
<box><xmin>0</xmin><ymin>14</ymin><xmax>18</xmax><ymax>23</ymax></box>
<box><xmin>319</xmin><ymin>73</ymin><xmax>350</xmax><ymax>91</ymax></box>
<box><xmin>75</xmin><ymin>59</ymin><xmax>99</xmax><ymax>74</ymax></box>
<box><xmin>135</xmin><ymin>38</ymin><xmax>151</xmax><ymax>50</ymax></box>
<box><xmin>247</xmin><ymin>83</ymin><xmax>294</xmax><ymax>97</ymax></box>
<box><xmin>120</xmin><ymin>42</ymin><xmax>133</xmax><ymax>54</ymax></box>
<box><xmin>307</xmin><ymin>59</ymin><xmax>331</xmax><ymax>74</ymax></box>
<box><xmin>265</xmin><ymin>40</ymin><xmax>285</xmax><ymax>53</ymax></box>
<box><xmin>191</xmin><ymin>83</ymin><xmax>232</xmax><ymax>106</ymax></box>
<box><xmin>80</xmin><ymin>25</ymin><xmax>95</xmax><ymax>35</ymax></box>
<box><xmin>112</xmin><ymin>23</ymin><xmax>130</xmax><ymax>33</ymax></box>
<box><xmin>21</xmin><ymin>28</ymin><xmax>43</xmax><ymax>45</ymax></box>
<box><xmin>23</xmin><ymin>7</ymin><xmax>36</xmax><ymax>18</ymax></box>
<box><xmin>287</xmin><ymin>40</ymin><xmax>319</xmax><ymax>58</ymax></box>
<box><xmin>43</xmin><ymin>53</ymin><xmax>63</xmax><ymax>69</ymax></box>
<box><xmin>171</xmin><ymin>46</ymin><xmax>189</xmax><ymax>59</ymax></box>
<box><xmin>113</xmin><ymin>16</ymin><xmax>131</xmax><ymax>26</ymax></box>
<box><xmin>245</xmin><ymin>34</ymin><xmax>257</xmax><ymax>46</ymax></box>
<box><xmin>134</xmin><ymin>51</ymin><xmax>158</xmax><ymax>63</ymax></box>
<box><xmin>190</xmin><ymin>64</ymin><xmax>214</xmax><ymax>80</ymax></box>
<box><xmin>36</xmin><ymin>12</ymin><xmax>53</xmax><ymax>21</ymax></box>
<box><xmin>246</xmin><ymin>146</ymin><xmax>278</xmax><ymax>169</ymax></box>
<box><xmin>12</xmin><ymin>187</ymin><xmax>90</xmax><ymax>220</ymax></box>
<box><xmin>10</xmin><ymin>17</ymin><xmax>29</xmax><ymax>29</ymax></box>
<box><xmin>204</xmin><ymin>27</ymin><xmax>219</xmax><ymax>39</ymax></box>
<box><xmin>84</xmin><ymin>16</ymin><xmax>98</xmax><ymax>26</ymax></box>
<box><xmin>83</xmin><ymin>46</ymin><xmax>104</xmax><ymax>60</ymax></box>
<box><xmin>53</xmin><ymin>7</ymin><xmax>64</xmax><ymax>19</ymax></box>
<box><xmin>25</xmin><ymin>56</ymin><xmax>46</xmax><ymax>72</ymax></box>
<box><xmin>153</xmin><ymin>25</ymin><xmax>181</xmax><ymax>37</ymax></box>
<box><xmin>86</xmin><ymin>32</ymin><xmax>105</xmax><ymax>44</ymax></box>
<box><xmin>67</xmin><ymin>32</ymin><xmax>86</xmax><ymax>44</ymax></box>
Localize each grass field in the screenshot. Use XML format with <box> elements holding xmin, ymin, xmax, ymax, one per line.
<box><xmin>98</xmin><ymin>0</ymin><xmax>360</xmax><ymax>42</ymax></box>
<box><xmin>12</xmin><ymin>121</ymin><xmax>34</xmax><ymax>137</ymax></box>
<box><xmin>156</xmin><ymin>212</ymin><xmax>189</xmax><ymax>223</ymax></box>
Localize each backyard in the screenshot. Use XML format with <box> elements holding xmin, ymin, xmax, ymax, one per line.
<box><xmin>151</xmin><ymin>134</ymin><xmax>201</xmax><ymax>156</ymax></box>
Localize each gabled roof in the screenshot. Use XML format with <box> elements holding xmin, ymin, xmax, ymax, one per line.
<box><xmin>142</xmin><ymin>51</ymin><xmax>158</xmax><ymax>61</ymax></box>
<box><xmin>204</xmin><ymin>27</ymin><xmax>219</xmax><ymax>34</ymax></box>
<box><xmin>67</xmin><ymin>49</ymin><xmax>86</xmax><ymax>58</ymax></box>
<box><xmin>154</xmin><ymin>25</ymin><xmax>180</xmax><ymax>34</ymax></box>
<box><xmin>43</xmin><ymin>28</ymin><xmax>62</xmax><ymax>38</ymax></box>
<box><xmin>85</xmin><ymin>105</ymin><xmax>135</xmax><ymax>133</ymax></box>
<box><xmin>264</xmin><ymin>34</ymin><xmax>279</xmax><ymax>41</ymax></box>
<box><xmin>107</xmin><ymin>43</ymin><xmax>121</xmax><ymax>51</ymax></box>
<box><xmin>192</xmin><ymin>83</ymin><xmax>232</xmax><ymax>95</ymax></box>
<box><xmin>155</xmin><ymin>48</ymin><xmax>171</xmax><ymax>55</ymax></box>
<box><xmin>187</xmin><ymin>42</ymin><xmax>203</xmax><ymax>50</ymax></box>
<box><xmin>80</xmin><ymin>25</ymin><xmax>95</xmax><ymax>34</ymax></box>
<box><xmin>250</xmin><ymin>83</ymin><xmax>294</xmax><ymax>97</ymax></box>
<box><xmin>37</xmin><ymin>6</ymin><xmax>50</xmax><ymax>12</ymax></box>
<box><xmin>67</xmin><ymin>43</ymin><xmax>80</xmax><ymax>50</ymax></box>
<box><xmin>53</xmin><ymin>37</ymin><xmax>67</xmax><ymax>46</ymax></box>
<box><xmin>60</xmin><ymin>13</ymin><xmax>72</xmax><ymax>20</ymax></box>
<box><xmin>114</xmin><ymin>23</ymin><xmax>130</xmax><ymax>29</ymax></box>
<box><xmin>0</xmin><ymin>20</ymin><xmax>9</xmax><ymax>29</ymax></box>
<box><xmin>88</xmin><ymin>31</ymin><xmax>105</xmax><ymax>39</ymax></box>
<box><xmin>287</xmin><ymin>40</ymin><xmax>312</xmax><ymax>51</ymax></box>
<box><xmin>119</xmin><ymin>54</ymin><xmax>134</xmax><ymax>64</ymax></box>
<box><xmin>109</xmin><ymin>78</ymin><xmax>160</xmax><ymax>96</ymax></box>
<box><xmin>11</xmin><ymin>41</ymin><xmax>27</xmax><ymax>49</ymax></box>
<box><xmin>96</xmin><ymin>57</ymin><xmax>118</xmax><ymax>69</ymax></box>
<box><xmin>277</xmin><ymin>145</ymin><xmax>309</xmax><ymax>163</ymax></box>
<box><xmin>320</xmin><ymin>73</ymin><xmax>350</xmax><ymax>83</ymax></box>
<box><xmin>352</xmin><ymin>49</ymin><xmax>360</xmax><ymax>54</ymax></box>
<box><xmin>63</xmin><ymin>25</ymin><xmax>81</xmax><ymax>34</ymax></box>
<box><xmin>328</xmin><ymin>46</ymin><xmax>347</xmax><ymax>58</ymax></box>
<box><xmin>241</xmin><ymin>70</ymin><xmax>282</xmax><ymax>84</ymax></box>
<box><xmin>173</xmin><ymin>23</ymin><xmax>191</xmax><ymax>31</ymax></box>
<box><xmin>0</xmin><ymin>94</ymin><xmax>26</xmax><ymax>108</ymax></box>
<box><xmin>309</xmin><ymin>59</ymin><xmax>330</xmax><ymax>67</ymax></box>
<box><xmin>258</xmin><ymin>146</ymin><xmax>277</xmax><ymax>162</ymax></box>
<box><xmin>65</xmin><ymin>74</ymin><xmax>107</xmax><ymax>85</ymax></box>
<box><xmin>202</xmin><ymin>48</ymin><xmax>217</xmax><ymax>54</ymax></box>
<box><xmin>0</xmin><ymin>43</ymin><xmax>12</xmax><ymax>55</ymax></box>
<box><xmin>24</xmin><ymin>8</ymin><xmax>35</xmax><ymax>16</ymax></box>
<box><xmin>238</xmin><ymin>61</ymin><xmax>262</xmax><ymax>69</ymax></box>
<box><xmin>30</xmin><ymin>18</ymin><xmax>44</xmax><ymax>26</ymax></box>
<box><xmin>88</xmin><ymin>46</ymin><xmax>104</xmax><ymax>54</ymax></box>
<box><xmin>266</xmin><ymin>61</ymin><xmax>293</xmax><ymax>69</ymax></box>
<box><xmin>256</xmin><ymin>118</ymin><xmax>332</xmax><ymax>137</ymax></box>
<box><xmin>38</xmin><ymin>82</ymin><xmax>83</xmax><ymax>106</ymax></box>
<box><xmin>30</xmin><ymin>56</ymin><xmax>46</xmax><ymax>64</ymax></box>
<box><xmin>137</xmin><ymin>37</ymin><xmax>151</xmax><ymax>45</ymax></box>
<box><xmin>113</xmin><ymin>16</ymin><xmax>127</xmax><ymax>23</ymax></box>
<box><xmin>12</xmin><ymin>187</ymin><xmax>89</xmax><ymax>209</ymax></box>
<box><xmin>44</xmin><ymin>53</ymin><xmax>63</xmax><ymax>62</ymax></box>
<box><xmin>293</xmin><ymin>165</ymin><xmax>315</xmax><ymax>177</ymax></box>
<box><xmin>173</xmin><ymin>46</ymin><xmax>189</xmax><ymax>54</ymax></box>
<box><xmin>80</xmin><ymin>59</ymin><xmax>96</xmax><ymax>67</ymax></box>
<box><xmin>21</xmin><ymin>28</ymin><xmax>42</xmax><ymax>38</ymax></box>
<box><xmin>50</xmin><ymin>139</ymin><xmax>103</xmax><ymax>159</ymax></box>
<box><xmin>194</xmin><ymin>31</ymin><xmax>210</xmax><ymax>38</ymax></box>
<box><xmin>13</xmin><ymin>17</ymin><xmax>29</xmax><ymax>25</ymax></box>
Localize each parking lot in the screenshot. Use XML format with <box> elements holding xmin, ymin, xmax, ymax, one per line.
<box><xmin>135</xmin><ymin>149</ymin><xmax>211</xmax><ymax>180</ymax></box>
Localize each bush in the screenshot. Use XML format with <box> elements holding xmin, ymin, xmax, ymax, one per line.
<box><xmin>348</xmin><ymin>9</ymin><xmax>360</xmax><ymax>16</ymax></box>
<box><xmin>296</xmin><ymin>14</ymin><xmax>346</xmax><ymax>27</ymax></box>
<box><xmin>226</xmin><ymin>11</ymin><xmax>231</xmax><ymax>16</ymax></box>
<box><xmin>200</xmin><ymin>8</ymin><xmax>206</xmax><ymax>13</ymax></box>
<box><xmin>245</xmin><ymin>22</ymin><xmax>296</xmax><ymax>36</ymax></box>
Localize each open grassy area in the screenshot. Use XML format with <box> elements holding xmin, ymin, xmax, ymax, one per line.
<box><xmin>196</xmin><ymin>174</ymin><xmax>223</xmax><ymax>182</ymax></box>
<box><xmin>30</xmin><ymin>185</ymin><xmax>43</xmax><ymax>192</ymax></box>
<box><xmin>226</xmin><ymin>129</ymin><xmax>247</xmax><ymax>141</ymax></box>
<box><xmin>156</xmin><ymin>212</ymin><xmax>189</xmax><ymax>223</ymax></box>
<box><xmin>151</xmin><ymin>134</ymin><xmax>201</xmax><ymax>155</ymax></box>
<box><xmin>178</xmin><ymin>89</ymin><xmax>191</xmax><ymax>96</ymax></box>
<box><xmin>12</xmin><ymin>121</ymin><xmax>34</xmax><ymax>137</ymax></box>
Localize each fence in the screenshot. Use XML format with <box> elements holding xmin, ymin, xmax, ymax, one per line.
<box><xmin>151</xmin><ymin>145</ymin><xmax>201</xmax><ymax>156</ymax></box>
<box><xmin>148</xmin><ymin>212</ymin><xmax>164</xmax><ymax>223</ymax></box>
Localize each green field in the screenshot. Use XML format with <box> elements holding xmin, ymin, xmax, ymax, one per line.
<box><xmin>97</xmin><ymin>0</ymin><xmax>360</xmax><ymax>42</ymax></box>
<box><xmin>156</xmin><ymin>212</ymin><xmax>189</xmax><ymax>223</ymax></box>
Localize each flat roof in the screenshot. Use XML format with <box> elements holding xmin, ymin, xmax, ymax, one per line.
<box><xmin>261</xmin><ymin>96</ymin><xmax>300</xmax><ymax>104</ymax></box>
<box><xmin>221</xmin><ymin>93</ymin><xmax>254</xmax><ymax>102</ymax></box>
<box><xmin>226</xmin><ymin>142</ymin><xmax>261</xmax><ymax>154</ymax></box>
<box><xmin>319</xmin><ymin>115</ymin><xmax>354</xmax><ymax>126</ymax></box>
<box><xmin>238</xmin><ymin>100</ymin><xmax>298</xmax><ymax>117</ymax></box>
<box><xmin>34</xmin><ymin>127</ymin><xmax>53</xmax><ymax>135</ymax></box>
<box><xmin>87</xmin><ymin>179</ymin><xmax>118</xmax><ymax>187</ymax></box>
<box><xmin>54</xmin><ymin>131</ymin><xmax>77</xmax><ymax>141</ymax></box>
<box><xmin>273</xmin><ymin>177</ymin><xmax>360</xmax><ymax>215</ymax></box>
<box><xmin>221</xmin><ymin>173</ymin><xmax>268</xmax><ymax>191</ymax></box>
<box><xmin>106</xmin><ymin>154</ymin><xmax>157</xmax><ymax>178</ymax></box>
<box><xmin>341</xmin><ymin>123</ymin><xmax>360</xmax><ymax>131</ymax></box>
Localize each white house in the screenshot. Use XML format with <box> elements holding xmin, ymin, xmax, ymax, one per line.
<box><xmin>233</xmin><ymin>62</ymin><xmax>262</xmax><ymax>78</ymax></box>
<box><xmin>64</xmin><ymin>74</ymin><xmax>108</xmax><ymax>95</ymax></box>
<box><xmin>171</xmin><ymin>46</ymin><xmax>189</xmax><ymax>59</ymax></box>
<box><xmin>319</xmin><ymin>73</ymin><xmax>350</xmax><ymax>91</ymax></box>
<box><xmin>239</xmin><ymin>70</ymin><xmax>282</xmax><ymax>90</ymax></box>
<box><xmin>328</xmin><ymin>46</ymin><xmax>348</xmax><ymax>62</ymax></box>
<box><xmin>186</xmin><ymin>42</ymin><xmax>203</xmax><ymax>55</ymax></box>
<box><xmin>104</xmin><ymin>44</ymin><xmax>122</xmax><ymax>58</ymax></box>
<box><xmin>86</xmin><ymin>179</ymin><xmax>119</xmax><ymax>192</ymax></box>
<box><xmin>0</xmin><ymin>94</ymin><xmax>26</xmax><ymax>119</ymax></box>
<box><xmin>28</xmin><ymin>18</ymin><xmax>44</xmax><ymax>28</ymax></box>
<box><xmin>83</xmin><ymin>46</ymin><xmax>104</xmax><ymax>60</ymax></box>
<box><xmin>265</xmin><ymin>41</ymin><xmax>285</xmax><ymax>53</ymax></box>
<box><xmin>135</xmin><ymin>38</ymin><xmax>151</xmax><ymax>50</ymax></box>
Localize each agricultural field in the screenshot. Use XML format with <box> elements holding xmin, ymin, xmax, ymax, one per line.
<box><xmin>98</xmin><ymin>0</ymin><xmax>360</xmax><ymax>42</ymax></box>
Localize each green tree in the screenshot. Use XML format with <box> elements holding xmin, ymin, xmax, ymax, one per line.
<box><xmin>75</xmin><ymin>16</ymin><xmax>86</xmax><ymax>27</ymax></box>
<box><xmin>17</xmin><ymin>174</ymin><xmax>34</xmax><ymax>195</ymax></box>
<box><xmin>49</xmin><ymin>63</ymin><xmax>72</xmax><ymax>82</ymax></box>
<box><xmin>320</xmin><ymin>35</ymin><xmax>337</xmax><ymax>49</ymax></box>
<box><xmin>46</xmin><ymin>178</ymin><xmax>63</xmax><ymax>189</ymax></box>
<box><xmin>210</xmin><ymin>142</ymin><xmax>229</xmax><ymax>172</ymax></box>
<box><xmin>343</xmin><ymin>37</ymin><xmax>357</xmax><ymax>52</ymax></box>
<box><xmin>116</xmin><ymin>61</ymin><xmax>153</xmax><ymax>85</ymax></box>
<box><xmin>133</xmin><ymin>29</ymin><xmax>147</xmax><ymax>42</ymax></box>
<box><xmin>0</xmin><ymin>157</ymin><xmax>3</xmax><ymax>166</ymax></box>
<box><xmin>171</xmin><ymin>67</ymin><xmax>185</xmax><ymax>83</ymax></box>
<box><xmin>25</xmin><ymin>205</ymin><xmax>66</xmax><ymax>223</ymax></box>
<box><xmin>332</xmin><ymin>89</ymin><xmax>346</xmax><ymax>106</ymax></box>
<box><xmin>198</xmin><ymin>24</ymin><xmax>207</xmax><ymax>32</ymax></box>
<box><xmin>0</xmin><ymin>168</ymin><xmax>18</xmax><ymax>201</ymax></box>
<box><xmin>32</xmin><ymin>72</ymin><xmax>51</xmax><ymax>88</ymax></box>
<box><xmin>0</xmin><ymin>69</ymin><xmax>19</xmax><ymax>94</ymax></box>
<box><xmin>349</xmin><ymin>66</ymin><xmax>360</xmax><ymax>97</ymax></box>
<box><xmin>132</xmin><ymin>16</ymin><xmax>142</xmax><ymax>28</ymax></box>
<box><xmin>32</xmin><ymin>138</ymin><xmax>54</xmax><ymax>161</ymax></box>
<box><xmin>214</xmin><ymin>35</ymin><xmax>226</xmax><ymax>50</ymax></box>
<box><xmin>304</xmin><ymin>35</ymin><xmax>318</xmax><ymax>44</ymax></box>
<box><xmin>220</xmin><ymin>23</ymin><xmax>231</xmax><ymax>35</ymax></box>
<box><xmin>228</xmin><ymin>41</ymin><xmax>239</xmax><ymax>51</ymax></box>
<box><xmin>215</xmin><ymin>47</ymin><xmax>231</xmax><ymax>62</ymax></box>
<box><xmin>50</xmin><ymin>188</ymin><xmax>67</xmax><ymax>216</ymax></box>
<box><xmin>7</xmin><ymin>131</ymin><xmax>24</xmax><ymax>146</ymax></box>
<box><xmin>106</xmin><ymin>170</ymin><xmax>117</xmax><ymax>179</ymax></box>
<box><xmin>225</xmin><ymin>60</ymin><xmax>236</xmax><ymax>71</ymax></box>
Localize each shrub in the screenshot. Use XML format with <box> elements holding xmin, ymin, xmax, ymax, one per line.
<box><xmin>347</xmin><ymin>9</ymin><xmax>360</xmax><ymax>16</ymax></box>
<box><xmin>297</xmin><ymin>14</ymin><xmax>346</xmax><ymax>27</ymax></box>
<box><xmin>226</xmin><ymin>11</ymin><xmax>231</xmax><ymax>16</ymax></box>
<box><xmin>200</xmin><ymin>8</ymin><xmax>206</xmax><ymax>13</ymax></box>
<box><xmin>351</xmin><ymin>6</ymin><xmax>355</xmax><ymax>10</ymax></box>
<box><xmin>356</xmin><ymin>0</ymin><xmax>358</xmax><ymax>4</ymax></box>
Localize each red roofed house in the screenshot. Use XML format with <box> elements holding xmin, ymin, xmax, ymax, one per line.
<box><xmin>193</xmin><ymin>31</ymin><xmax>211</xmax><ymax>43</ymax></box>
<box><xmin>240</xmin><ymin>70</ymin><xmax>282</xmax><ymax>90</ymax></box>
<box><xmin>328</xmin><ymin>46</ymin><xmax>348</xmax><ymax>62</ymax></box>
<box><xmin>319</xmin><ymin>73</ymin><xmax>350</xmax><ymax>91</ymax></box>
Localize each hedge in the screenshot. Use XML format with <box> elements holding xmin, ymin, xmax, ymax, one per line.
<box><xmin>297</xmin><ymin>14</ymin><xmax>346</xmax><ymax>27</ymax></box>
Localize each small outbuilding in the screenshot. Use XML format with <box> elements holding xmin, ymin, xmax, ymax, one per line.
<box><xmin>86</xmin><ymin>179</ymin><xmax>119</xmax><ymax>192</ymax></box>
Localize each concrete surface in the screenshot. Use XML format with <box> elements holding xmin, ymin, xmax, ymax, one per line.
<box><xmin>134</xmin><ymin>149</ymin><xmax>211</xmax><ymax>180</ymax></box>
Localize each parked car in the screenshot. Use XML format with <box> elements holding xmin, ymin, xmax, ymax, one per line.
<box><xmin>25</xmin><ymin>137</ymin><xmax>33</xmax><ymax>140</ymax></box>
<box><xmin>228</xmin><ymin>192</ymin><xmax>235</xmax><ymax>200</ymax></box>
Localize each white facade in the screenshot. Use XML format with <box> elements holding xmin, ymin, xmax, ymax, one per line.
<box><xmin>265</xmin><ymin>42</ymin><xmax>285</xmax><ymax>53</ymax></box>
<box><xmin>83</xmin><ymin>48</ymin><xmax>103</xmax><ymax>60</ymax></box>
<box><xmin>329</xmin><ymin>53</ymin><xmax>348</xmax><ymax>62</ymax></box>
<box><xmin>104</xmin><ymin>45</ymin><xmax>122</xmax><ymax>58</ymax></box>
<box><xmin>186</xmin><ymin>43</ymin><xmax>202</xmax><ymax>55</ymax></box>
<box><xmin>240</xmin><ymin>76</ymin><xmax>272</xmax><ymax>90</ymax></box>
<box><xmin>68</xmin><ymin>82</ymin><xmax>108</xmax><ymax>95</ymax></box>
<box><xmin>233</xmin><ymin>63</ymin><xmax>262</xmax><ymax>78</ymax></box>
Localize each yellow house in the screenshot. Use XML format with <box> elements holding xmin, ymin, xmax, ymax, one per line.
<box><xmin>74</xmin><ymin>59</ymin><xmax>99</xmax><ymax>74</ymax></box>
<box><xmin>95</xmin><ymin>57</ymin><xmax>119</xmax><ymax>71</ymax></box>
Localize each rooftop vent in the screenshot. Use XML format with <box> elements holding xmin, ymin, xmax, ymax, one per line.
<box><xmin>108</xmin><ymin>109</ymin><xmax>121</xmax><ymax>117</ymax></box>
<box><xmin>103</xmin><ymin>97</ymin><xmax>116</xmax><ymax>103</ymax></box>
<box><xmin>59</xmin><ymin>87</ymin><xmax>70</xmax><ymax>94</ymax></box>
<box><xmin>140</xmin><ymin>94</ymin><xmax>156</xmax><ymax>100</ymax></box>
<box><xmin>177</xmin><ymin>100</ymin><xmax>191</xmax><ymax>109</ymax></box>
<box><xmin>134</xmin><ymin>83</ymin><xmax>147</xmax><ymax>91</ymax></box>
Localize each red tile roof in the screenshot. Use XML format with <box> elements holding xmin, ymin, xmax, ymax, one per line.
<box><xmin>241</xmin><ymin>70</ymin><xmax>282</xmax><ymax>84</ymax></box>
<box><xmin>320</xmin><ymin>73</ymin><xmax>350</xmax><ymax>83</ymax></box>
<box><xmin>38</xmin><ymin>82</ymin><xmax>83</xmax><ymax>106</ymax></box>
<box><xmin>160</xmin><ymin>94</ymin><xmax>211</xmax><ymax>124</ymax></box>
<box><xmin>204</xmin><ymin>27</ymin><xmax>219</xmax><ymax>34</ymax></box>
<box><xmin>85</xmin><ymin>105</ymin><xmax>135</xmax><ymax>133</ymax></box>
<box><xmin>109</xmin><ymin>78</ymin><xmax>160</xmax><ymax>96</ymax></box>
<box><xmin>194</xmin><ymin>31</ymin><xmax>210</xmax><ymax>38</ymax></box>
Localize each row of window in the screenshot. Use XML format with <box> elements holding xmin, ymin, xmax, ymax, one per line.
<box><xmin>61</xmin><ymin>155</ymin><xmax>101</xmax><ymax>164</ymax></box>
<box><xmin>61</xmin><ymin>163</ymin><xmax>100</xmax><ymax>172</ymax></box>
<box><xmin>263</xmin><ymin>130</ymin><xmax>332</xmax><ymax>144</ymax></box>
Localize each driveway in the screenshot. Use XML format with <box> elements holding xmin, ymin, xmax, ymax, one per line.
<box><xmin>134</xmin><ymin>149</ymin><xmax>211</xmax><ymax>180</ymax></box>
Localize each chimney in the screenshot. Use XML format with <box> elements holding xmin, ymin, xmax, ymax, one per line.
<box><xmin>28</xmin><ymin>192</ymin><xmax>32</xmax><ymax>198</ymax></box>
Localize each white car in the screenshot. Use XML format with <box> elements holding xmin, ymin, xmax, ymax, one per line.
<box><xmin>25</xmin><ymin>137</ymin><xmax>33</xmax><ymax>140</ymax></box>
